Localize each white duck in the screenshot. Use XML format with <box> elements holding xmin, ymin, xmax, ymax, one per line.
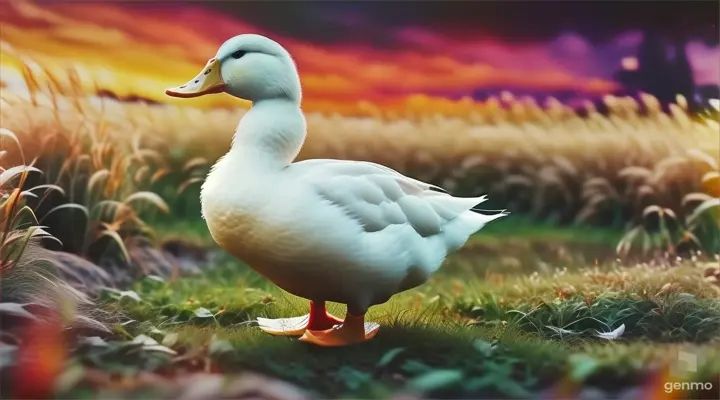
<box><xmin>166</xmin><ymin>34</ymin><xmax>507</xmax><ymax>347</ymax></box>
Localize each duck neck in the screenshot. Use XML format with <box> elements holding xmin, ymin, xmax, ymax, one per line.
<box><xmin>229</xmin><ymin>98</ymin><xmax>306</xmax><ymax>170</ymax></box>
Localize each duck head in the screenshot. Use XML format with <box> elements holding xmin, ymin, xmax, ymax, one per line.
<box><xmin>165</xmin><ymin>34</ymin><xmax>301</xmax><ymax>103</ymax></box>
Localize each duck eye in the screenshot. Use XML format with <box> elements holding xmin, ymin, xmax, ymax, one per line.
<box><xmin>231</xmin><ymin>50</ymin><xmax>247</xmax><ymax>59</ymax></box>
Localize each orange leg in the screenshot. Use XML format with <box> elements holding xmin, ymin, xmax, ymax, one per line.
<box><xmin>257</xmin><ymin>301</ymin><xmax>342</xmax><ymax>336</ymax></box>
<box><xmin>299</xmin><ymin>312</ymin><xmax>380</xmax><ymax>347</ymax></box>
<box><xmin>307</xmin><ymin>300</ymin><xmax>343</xmax><ymax>330</ymax></box>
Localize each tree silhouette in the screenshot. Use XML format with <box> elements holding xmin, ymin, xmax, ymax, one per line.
<box><xmin>671</xmin><ymin>38</ymin><xmax>696</xmax><ymax>103</ymax></box>
<box><xmin>614</xmin><ymin>28</ymin><xmax>698</xmax><ymax>107</ymax></box>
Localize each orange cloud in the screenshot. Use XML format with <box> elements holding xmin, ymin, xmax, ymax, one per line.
<box><xmin>0</xmin><ymin>0</ymin><xmax>618</xmax><ymax>115</ymax></box>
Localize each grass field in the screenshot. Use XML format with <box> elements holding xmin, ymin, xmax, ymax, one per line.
<box><xmin>60</xmin><ymin>228</ymin><xmax>720</xmax><ymax>399</ymax></box>
<box><xmin>1</xmin><ymin>64</ymin><xmax>720</xmax><ymax>399</ymax></box>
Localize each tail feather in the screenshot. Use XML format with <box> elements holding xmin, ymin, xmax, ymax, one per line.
<box><xmin>471</xmin><ymin>207</ymin><xmax>509</xmax><ymax>214</ymax></box>
<box><xmin>428</xmin><ymin>194</ymin><xmax>488</xmax><ymax>215</ymax></box>
<box><xmin>415</xmin><ymin>200</ymin><xmax>508</xmax><ymax>279</ymax></box>
<box><xmin>467</xmin><ymin>209</ymin><xmax>509</xmax><ymax>227</ymax></box>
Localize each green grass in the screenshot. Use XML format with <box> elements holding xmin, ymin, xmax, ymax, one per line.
<box><xmin>474</xmin><ymin>215</ymin><xmax>624</xmax><ymax>246</ymax></box>
<box><xmin>78</xmin><ymin>254</ymin><xmax>720</xmax><ymax>398</ymax></box>
<box><xmin>151</xmin><ymin>215</ymin><xmax>625</xmax><ymax>251</ymax></box>
<box><xmin>51</xmin><ymin>221</ymin><xmax>720</xmax><ymax>399</ymax></box>
<box><xmin>152</xmin><ymin>218</ymin><xmax>218</xmax><ymax>248</ymax></box>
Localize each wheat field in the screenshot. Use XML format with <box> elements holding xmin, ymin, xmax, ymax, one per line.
<box><xmin>3</xmin><ymin>72</ymin><xmax>719</xmax><ymax>226</ymax></box>
<box><xmin>2</xmin><ymin>64</ymin><xmax>719</xmax><ymax>267</ymax></box>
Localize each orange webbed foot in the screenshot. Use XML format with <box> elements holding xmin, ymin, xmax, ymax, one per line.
<box><xmin>299</xmin><ymin>313</ymin><xmax>379</xmax><ymax>347</ymax></box>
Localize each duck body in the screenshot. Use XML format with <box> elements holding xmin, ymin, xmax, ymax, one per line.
<box><xmin>168</xmin><ymin>34</ymin><xmax>507</xmax><ymax>346</ymax></box>
<box><xmin>201</xmin><ymin>99</ymin><xmax>504</xmax><ymax>314</ymax></box>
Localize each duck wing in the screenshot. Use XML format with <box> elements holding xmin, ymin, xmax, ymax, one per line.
<box><xmin>289</xmin><ymin>159</ymin><xmax>505</xmax><ymax>237</ymax></box>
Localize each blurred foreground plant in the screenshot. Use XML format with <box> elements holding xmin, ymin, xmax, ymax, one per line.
<box><xmin>1</xmin><ymin>129</ymin><xmax>92</xmax><ymax>399</ymax></box>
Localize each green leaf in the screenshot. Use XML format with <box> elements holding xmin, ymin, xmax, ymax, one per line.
<box><xmin>267</xmin><ymin>361</ymin><xmax>315</xmax><ymax>381</ymax></box>
<box><xmin>401</xmin><ymin>360</ymin><xmax>432</xmax><ymax>375</ymax></box>
<box><xmin>337</xmin><ymin>366</ymin><xmax>372</xmax><ymax>391</ymax></box>
<box><xmin>193</xmin><ymin>307</ymin><xmax>214</xmax><ymax>318</ymax></box>
<box><xmin>686</xmin><ymin>198</ymin><xmax>720</xmax><ymax>226</ymax></box>
<box><xmin>99</xmin><ymin>229</ymin><xmax>130</xmax><ymax>263</ymax></box>
<box><xmin>110</xmin><ymin>324</ymin><xmax>133</xmax><ymax>339</ymax></box>
<box><xmin>80</xmin><ymin>336</ymin><xmax>109</xmax><ymax>347</ymax></box>
<box><xmin>484</xmin><ymin>361</ymin><xmax>513</xmax><ymax>377</ymax></box>
<box><xmin>119</xmin><ymin>290</ymin><xmax>142</xmax><ymax>302</ymax></box>
<box><xmin>406</xmin><ymin>369</ymin><xmax>464</xmax><ymax>393</ymax></box>
<box><xmin>143</xmin><ymin>344</ymin><xmax>177</xmax><ymax>355</ymax></box>
<box><xmin>148</xmin><ymin>327</ymin><xmax>165</xmax><ymax>341</ymax></box>
<box><xmin>39</xmin><ymin>203</ymin><xmax>89</xmax><ymax>224</ymax></box>
<box><xmin>161</xmin><ymin>332</ymin><xmax>179</xmax><ymax>348</ymax></box>
<box><xmin>641</xmin><ymin>230</ymin><xmax>652</xmax><ymax>255</ymax></box>
<box><xmin>131</xmin><ymin>334</ymin><xmax>177</xmax><ymax>355</ymax></box>
<box><xmin>616</xmin><ymin>226</ymin><xmax>641</xmax><ymax>256</ymax></box>
<box><xmin>146</xmin><ymin>275</ymin><xmax>165</xmax><ymax>284</ymax></box>
<box><xmin>131</xmin><ymin>334</ymin><xmax>158</xmax><ymax>346</ymax></box>
<box><xmin>496</xmin><ymin>379</ymin><xmax>533</xmax><ymax>398</ymax></box>
<box><xmin>208</xmin><ymin>335</ymin><xmax>234</xmax><ymax>355</ymax></box>
<box><xmin>472</xmin><ymin>339</ymin><xmax>495</xmax><ymax>356</ymax></box>
<box><xmin>24</xmin><ymin>183</ymin><xmax>65</xmax><ymax>197</ymax></box>
<box><xmin>99</xmin><ymin>288</ymin><xmax>121</xmax><ymax>300</ymax></box>
<box><xmin>376</xmin><ymin>347</ymin><xmax>406</xmax><ymax>369</ymax></box>
<box><xmin>466</xmin><ymin>375</ymin><xmax>497</xmax><ymax>391</ymax></box>
<box><xmin>568</xmin><ymin>354</ymin><xmax>600</xmax><ymax>382</ymax></box>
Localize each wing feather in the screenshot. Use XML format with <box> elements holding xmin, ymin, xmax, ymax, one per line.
<box><xmin>291</xmin><ymin>159</ymin><xmax>488</xmax><ymax>238</ymax></box>
<box><xmin>396</xmin><ymin>195</ymin><xmax>442</xmax><ymax>236</ymax></box>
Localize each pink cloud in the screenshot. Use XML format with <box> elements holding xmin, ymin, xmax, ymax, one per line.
<box><xmin>686</xmin><ymin>42</ymin><xmax>720</xmax><ymax>86</ymax></box>
<box><xmin>396</xmin><ymin>27</ymin><xmax>448</xmax><ymax>48</ymax></box>
<box><xmin>392</xmin><ymin>26</ymin><xmax>718</xmax><ymax>89</ymax></box>
<box><xmin>552</xmin><ymin>33</ymin><xmax>592</xmax><ymax>56</ymax></box>
<box><xmin>393</xmin><ymin>27</ymin><xmax>606</xmax><ymax>81</ymax></box>
<box><xmin>614</xmin><ymin>31</ymin><xmax>643</xmax><ymax>48</ymax></box>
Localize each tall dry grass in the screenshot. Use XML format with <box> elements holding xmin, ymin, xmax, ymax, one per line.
<box><xmin>3</xmin><ymin>65</ymin><xmax>718</xmax><ymax>229</ymax></box>
<box><xmin>0</xmin><ymin>74</ymin><xmax>182</xmax><ymax>290</ymax></box>
<box><xmin>1</xmin><ymin>129</ymin><xmax>108</xmax><ymax>364</ymax></box>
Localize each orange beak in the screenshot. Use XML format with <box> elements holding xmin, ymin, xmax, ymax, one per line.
<box><xmin>165</xmin><ymin>58</ymin><xmax>225</xmax><ymax>98</ymax></box>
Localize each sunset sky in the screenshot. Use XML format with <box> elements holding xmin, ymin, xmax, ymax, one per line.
<box><xmin>0</xmin><ymin>0</ymin><xmax>718</xmax><ymax>113</ymax></box>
